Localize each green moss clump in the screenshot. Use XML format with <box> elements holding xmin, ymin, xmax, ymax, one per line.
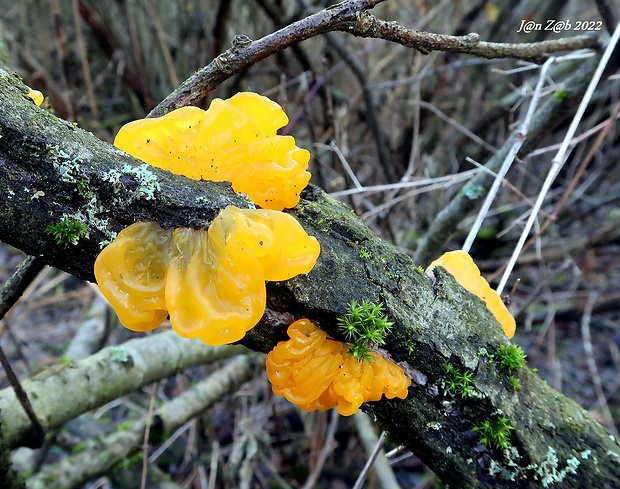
<box><xmin>45</xmin><ymin>217</ymin><xmax>88</xmax><ymax>247</ymax></box>
<box><xmin>337</xmin><ymin>299</ymin><xmax>393</xmax><ymax>361</ymax></box>
<box><xmin>443</xmin><ymin>363</ymin><xmax>476</xmax><ymax>399</ymax></box>
<box><xmin>493</xmin><ymin>344</ymin><xmax>527</xmax><ymax>372</ymax></box>
<box><xmin>473</xmin><ymin>417</ymin><xmax>513</xmax><ymax>450</ymax></box>
<box><xmin>507</xmin><ymin>376</ymin><xmax>521</xmax><ymax>390</ymax></box>
<box><xmin>553</xmin><ymin>88</ymin><xmax>569</xmax><ymax>102</ymax></box>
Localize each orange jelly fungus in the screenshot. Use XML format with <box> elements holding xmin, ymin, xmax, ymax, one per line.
<box><xmin>266</xmin><ymin>319</ymin><xmax>411</xmax><ymax>416</ymax></box>
<box><xmin>426</xmin><ymin>250</ymin><xmax>516</xmax><ymax>339</ymax></box>
<box><xmin>94</xmin><ymin>206</ymin><xmax>320</xmax><ymax>345</ymax></box>
<box><xmin>113</xmin><ymin>92</ymin><xmax>311</xmax><ymax>211</ymax></box>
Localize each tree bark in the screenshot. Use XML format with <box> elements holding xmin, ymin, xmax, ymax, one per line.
<box><xmin>1</xmin><ymin>70</ymin><xmax>620</xmax><ymax>488</ymax></box>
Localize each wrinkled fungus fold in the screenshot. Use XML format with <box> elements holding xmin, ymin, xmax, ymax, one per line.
<box><xmin>94</xmin><ymin>206</ymin><xmax>320</xmax><ymax>345</ymax></box>
<box><xmin>266</xmin><ymin>319</ymin><xmax>411</xmax><ymax>416</ymax></box>
<box><xmin>114</xmin><ymin>92</ymin><xmax>310</xmax><ymax>211</ymax></box>
<box><xmin>426</xmin><ymin>250</ymin><xmax>516</xmax><ymax>339</ymax></box>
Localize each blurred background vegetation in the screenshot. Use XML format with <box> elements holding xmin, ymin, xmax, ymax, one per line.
<box><xmin>1</xmin><ymin>0</ymin><xmax>619</xmax><ymax>487</ymax></box>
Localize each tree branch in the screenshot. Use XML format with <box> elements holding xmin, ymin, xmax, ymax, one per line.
<box><xmin>352</xmin><ymin>12</ymin><xmax>600</xmax><ymax>63</ymax></box>
<box><xmin>0</xmin><ymin>329</ymin><xmax>248</xmax><ymax>449</ymax></box>
<box><xmin>1</xmin><ymin>70</ymin><xmax>620</xmax><ymax>487</ymax></box>
<box><xmin>148</xmin><ymin>0</ymin><xmax>599</xmax><ymax>117</ymax></box>
<box><xmin>25</xmin><ymin>355</ymin><xmax>256</xmax><ymax>489</ymax></box>
<box><xmin>0</xmin><ymin>69</ymin><xmax>250</xmax><ymax>282</ymax></box>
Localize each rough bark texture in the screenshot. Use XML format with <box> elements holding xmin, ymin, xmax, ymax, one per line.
<box><xmin>1</xmin><ymin>70</ymin><xmax>620</xmax><ymax>488</ymax></box>
<box><xmin>0</xmin><ymin>70</ymin><xmax>250</xmax><ymax>282</ymax></box>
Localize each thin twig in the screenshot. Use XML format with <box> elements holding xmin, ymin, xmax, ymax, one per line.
<box><xmin>415</xmin><ymin>100</ymin><xmax>497</xmax><ymax>154</ymax></box>
<box><xmin>352</xmin><ymin>431</ymin><xmax>390</xmax><ymax>489</ymax></box>
<box><xmin>580</xmin><ymin>292</ymin><xmax>619</xmax><ymax>438</ymax></box>
<box><xmin>496</xmin><ymin>23</ymin><xmax>620</xmax><ymax>294</ymax></box>
<box><xmin>330</xmin><ymin>168</ymin><xmax>479</xmax><ymax>198</ymax></box>
<box><xmin>462</xmin><ymin>57</ymin><xmax>553</xmax><ymax>253</ymax></box>
<box><xmin>0</xmin><ymin>256</ymin><xmax>44</xmax><ymax>321</ymax></box>
<box><xmin>0</xmin><ymin>256</ymin><xmax>45</xmax><ymax>449</ymax></box>
<box><xmin>413</xmin><ymin>47</ymin><xmax>607</xmax><ymax>266</ymax></box>
<box><xmin>148</xmin><ymin>0</ymin><xmax>599</xmax><ymax>117</ymax></box>
<box><xmin>71</xmin><ymin>0</ymin><xmax>98</xmax><ymax>120</ymax></box>
<box><xmin>352</xmin><ymin>11</ymin><xmax>599</xmax><ymax>62</ymax></box>
<box><xmin>148</xmin><ymin>0</ymin><xmax>387</xmax><ymax>117</ymax></box>
<box><xmin>146</xmin><ymin>0</ymin><xmax>179</xmax><ymax>88</ymax></box>
<box><xmin>353</xmin><ymin>412</ymin><xmax>401</xmax><ymax>489</ymax></box>
<box><xmin>328</xmin><ymin>141</ymin><xmax>363</xmax><ymax>189</ymax></box>
<box><xmin>300</xmin><ymin>409</ymin><xmax>339</xmax><ymax>489</ymax></box>
<box><xmin>361</xmin><ymin>172</ymin><xmax>479</xmax><ymax>220</ymax></box>
<box><xmin>488</xmin><ymin>100</ymin><xmax>620</xmax><ymax>281</ymax></box>
<box><xmin>140</xmin><ymin>382</ymin><xmax>159</xmax><ymax>489</ymax></box>
<box><xmin>0</xmin><ymin>347</ymin><xmax>45</xmax><ymax>449</ymax></box>
<box><xmin>26</xmin><ymin>356</ymin><xmax>255</xmax><ymax>489</ymax></box>
<box><xmin>207</xmin><ymin>440</ymin><xmax>219</xmax><ymax>489</ymax></box>
<box><xmin>321</xmin><ymin>27</ymin><xmax>393</xmax><ymax>179</ymax></box>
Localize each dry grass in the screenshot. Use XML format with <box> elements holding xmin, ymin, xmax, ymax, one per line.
<box><xmin>1</xmin><ymin>0</ymin><xmax>619</xmax><ymax>487</ymax></box>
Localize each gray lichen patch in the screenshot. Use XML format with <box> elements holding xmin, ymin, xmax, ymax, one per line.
<box><xmin>109</xmin><ymin>347</ymin><xmax>130</xmax><ymax>365</ymax></box>
<box><xmin>121</xmin><ymin>163</ymin><xmax>160</xmax><ymax>201</ymax></box>
<box><xmin>47</xmin><ymin>144</ymin><xmax>84</xmax><ymax>184</ymax></box>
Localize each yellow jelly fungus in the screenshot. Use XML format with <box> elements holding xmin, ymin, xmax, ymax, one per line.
<box><xmin>93</xmin><ymin>222</ymin><xmax>172</xmax><ymax>332</ymax></box>
<box><xmin>113</xmin><ymin>92</ymin><xmax>311</xmax><ymax>211</ymax></box>
<box><xmin>27</xmin><ymin>89</ymin><xmax>44</xmax><ymax>107</ymax></box>
<box><xmin>426</xmin><ymin>250</ymin><xmax>516</xmax><ymax>339</ymax></box>
<box><xmin>267</xmin><ymin>319</ymin><xmax>344</xmax><ymax>405</ymax></box>
<box><xmin>94</xmin><ymin>206</ymin><xmax>320</xmax><ymax>345</ymax></box>
<box><xmin>266</xmin><ymin>319</ymin><xmax>411</xmax><ymax>416</ymax></box>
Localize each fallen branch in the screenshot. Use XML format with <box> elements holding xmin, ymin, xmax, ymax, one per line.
<box><xmin>1</xmin><ymin>72</ymin><xmax>619</xmax><ymax>488</ymax></box>
<box><xmin>25</xmin><ymin>355</ymin><xmax>256</xmax><ymax>489</ymax></box>
<box><xmin>0</xmin><ymin>328</ymin><xmax>247</xmax><ymax>448</ymax></box>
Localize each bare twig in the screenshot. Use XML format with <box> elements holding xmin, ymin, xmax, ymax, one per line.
<box><xmin>321</xmin><ymin>29</ymin><xmax>393</xmax><ymax>179</ymax></box>
<box><xmin>496</xmin><ymin>22</ymin><xmax>620</xmax><ymax>294</ymax></box>
<box><xmin>140</xmin><ymin>382</ymin><xmax>159</xmax><ymax>489</ymax></box>
<box><xmin>353</xmin><ymin>412</ymin><xmax>400</xmax><ymax>489</ymax></box>
<box><xmin>0</xmin><ymin>347</ymin><xmax>44</xmax><ymax>449</ymax></box>
<box><xmin>26</xmin><ymin>355</ymin><xmax>256</xmax><ymax>489</ymax></box>
<box><xmin>413</xmin><ymin>43</ymin><xmax>613</xmax><ymax>266</ymax></box>
<box><xmin>71</xmin><ymin>0</ymin><xmax>98</xmax><ymax>120</ymax></box>
<box><xmin>300</xmin><ymin>410</ymin><xmax>339</xmax><ymax>489</ymax></box>
<box><xmin>580</xmin><ymin>292</ymin><xmax>619</xmax><ymax>438</ymax></box>
<box><xmin>146</xmin><ymin>0</ymin><xmax>179</xmax><ymax>89</ymax></box>
<box><xmin>0</xmin><ymin>256</ymin><xmax>44</xmax><ymax>321</ymax></box>
<box><xmin>148</xmin><ymin>0</ymin><xmax>599</xmax><ymax>117</ymax></box>
<box><xmin>0</xmin><ymin>256</ymin><xmax>45</xmax><ymax>449</ymax></box>
<box><xmin>149</xmin><ymin>0</ymin><xmax>388</xmax><ymax>117</ymax></box>
<box><xmin>352</xmin><ymin>12</ymin><xmax>600</xmax><ymax>63</ymax></box>
<box><xmin>0</xmin><ymin>330</ymin><xmax>248</xmax><ymax>449</ymax></box>
<box><xmin>488</xmin><ymin>100</ymin><xmax>620</xmax><ymax>281</ymax></box>
<box><xmin>462</xmin><ymin>57</ymin><xmax>553</xmax><ymax>253</ymax></box>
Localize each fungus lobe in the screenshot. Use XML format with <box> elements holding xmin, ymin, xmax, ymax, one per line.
<box><xmin>94</xmin><ymin>206</ymin><xmax>320</xmax><ymax>346</ymax></box>
<box><xmin>266</xmin><ymin>319</ymin><xmax>411</xmax><ymax>416</ymax></box>
<box><xmin>113</xmin><ymin>92</ymin><xmax>310</xmax><ymax>211</ymax></box>
<box><xmin>426</xmin><ymin>250</ymin><xmax>516</xmax><ymax>338</ymax></box>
